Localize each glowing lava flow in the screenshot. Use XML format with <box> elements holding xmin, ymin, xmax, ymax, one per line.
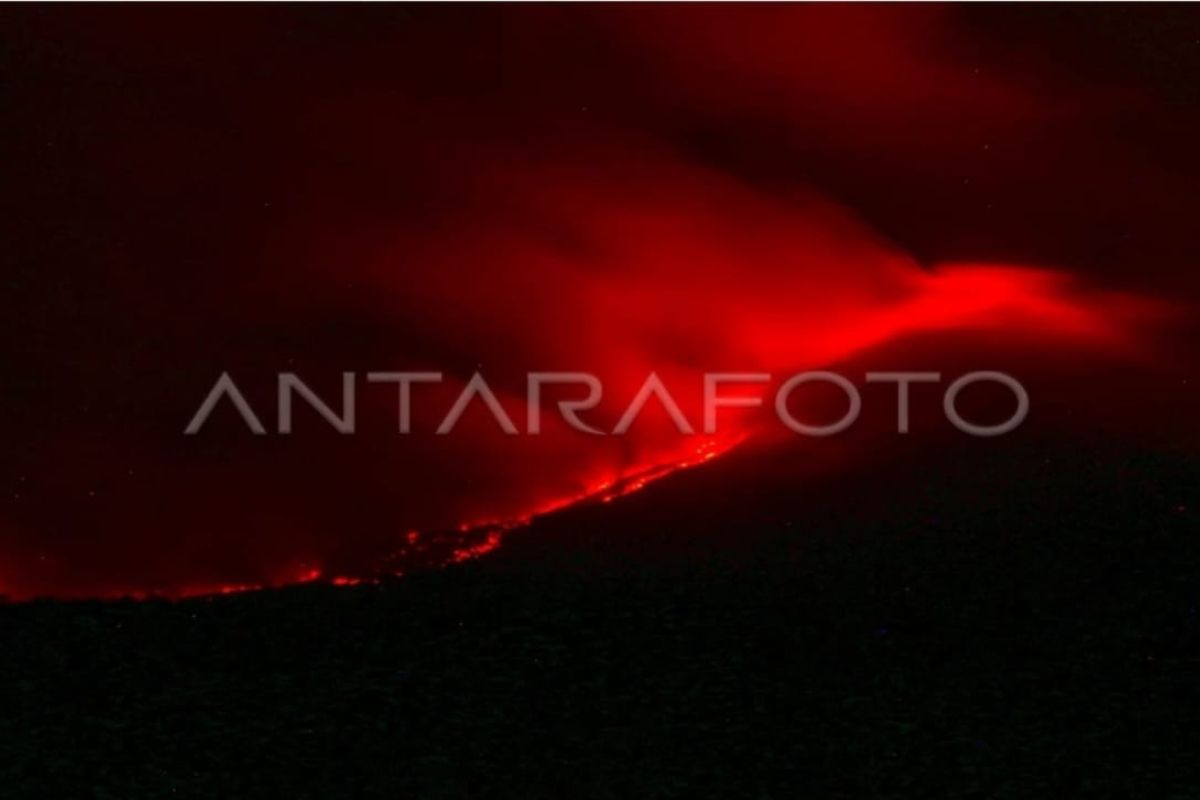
<box><xmin>439</xmin><ymin>433</ymin><xmax>744</xmax><ymax>561</ymax></box>
<box><xmin>163</xmin><ymin>252</ymin><xmax>1164</xmax><ymax>602</ymax></box>
<box><xmin>4</xmin><ymin>5</ymin><xmax>1195</xmax><ymax>604</ymax></box>
<box><xmin>1</xmin><ymin>253</ymin><xmax>1167</xmax><ymax>604</ymax></box>
<box><xmin>161</xmin><ymin>434</ymin><xmax>745</xmax><ymax>600</ymax></box>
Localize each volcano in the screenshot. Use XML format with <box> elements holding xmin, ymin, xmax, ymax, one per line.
<box><xmin>4</xmin><ymin>5</ymin><xmax>1200</xmax><ymax>797</ymax></box>
<box><xmin>2</xmin><ymin>4</ymin><xmax>1193</xmax><ymax>598</ymax></box>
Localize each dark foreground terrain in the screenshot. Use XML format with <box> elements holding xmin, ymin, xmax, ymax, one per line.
<box><xmin>2</xmin><ymin>439</ymin><xmax>1198</xmax><ymax>799</ymax></box>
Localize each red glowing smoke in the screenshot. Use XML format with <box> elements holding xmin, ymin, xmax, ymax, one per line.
<box><xmin>0</xmin><ymin>7</ymin><xmax>1190</xmax><ymax>599</ymax></box>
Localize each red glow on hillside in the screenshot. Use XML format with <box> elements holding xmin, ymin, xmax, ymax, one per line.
<box><xmin>0</xmin><ymin>6</ymin><xmax>1191</xmax><ymax>602</ymax></box>
<box><xmin>0</xmin><ymin>144</ymin><xmax>1170</xmax><ymax>605</ymax></box>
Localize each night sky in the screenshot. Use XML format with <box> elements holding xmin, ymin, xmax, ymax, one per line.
<box><xmin>2</xmin><ymin>6</ymin><xmax>1198</xmax><ymax>599</ymax></box>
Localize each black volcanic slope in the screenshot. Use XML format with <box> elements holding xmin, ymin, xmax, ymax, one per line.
<box><xmin>2</xmin><ymin>439</ymin><xmax>1198</xmax><ymax>799</ymax></box>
